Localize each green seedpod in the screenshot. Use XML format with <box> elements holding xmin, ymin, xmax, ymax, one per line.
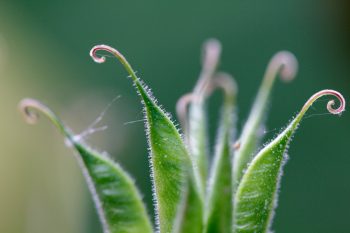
<box><xmin>233</xmin><ymin>90</ymin><xmax>345</xmax><ymax>233</ymax></box>
<box><xmin>204</xmin><ymin>73</ymin><xmax>237</xmax><ymax>233</ymax></box>
<box><xmin>19</xmin><ymin>99</ymin><xmax>153</xmax><ymax>233</ymax></box>
<box><xmin>20</xmin><ymin>41</ymin><xmax>345</xmax><ymax>233</ymax></box>
<box><xmin>90</xmin><ymin>45</ymin><xmax>203</xmax><ymax>233</ymax></box>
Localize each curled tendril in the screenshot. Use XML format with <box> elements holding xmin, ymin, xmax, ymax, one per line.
<box><xmin>19</xmin><ymin>99</ymin><xmax>52</xmax><ymax>124</ymax></box>
<box><xmin>19</xmin><ymin>99</ymin><xmax>40</xmax><ymax>125</ymax></box>
<box><xmin>18</xmin><ymin>98</ymin><xmax>68</xmax><ymax>137</ymax></box>
<box><xmin>90</xmin><ymin>45</ymin><xmax>138</xmax><ymax>83</ymax></box>
<box><xmin>90</xmin><ymin>45</ymin><xmax>123</xmax><ymax>64</ymax></box>
<box><xmin>301</xmin><ymin>89</ymin><xmax>346</xmax><ymax>116</ymax></box>
<box><xmin>266</xmin><ymin>51</ymin><xmax>298</xmax><ymax>82</ymax></box>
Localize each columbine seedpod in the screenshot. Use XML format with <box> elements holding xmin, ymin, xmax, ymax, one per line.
<box><xmin>20</xmin><ymin>40</ymin><xmax>345</xmax><ymax>233</ymax></box>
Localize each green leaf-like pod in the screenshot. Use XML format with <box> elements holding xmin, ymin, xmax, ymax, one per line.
<box><xmin>19</xmin><ymin>99</ymin><xmax>153</xmax><ymax>233</ymax></box>
<box><xmin>232</xmin><ymin>51</ymin><xmax>298</xmax><ymax>193</ymax></box>
<box><xmin>204</xmin><ymin>73</ymin><xmax>237</xmax><ymax>233</ymax></box>
<box><xmin>233</xmin><ymin>90</ymin><xmax>345</xmax><ymax>233</ymax></box>
<box><xmin>90</xmin><ymin>45</ymin><xmax>202</xmax><ymax>233</ymax></box>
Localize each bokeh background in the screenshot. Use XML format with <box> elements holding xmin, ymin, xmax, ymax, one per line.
<box><xmin>0</xmin><ymin>0</ymin><xmax>349</xmax><ymax>232</ymax></box>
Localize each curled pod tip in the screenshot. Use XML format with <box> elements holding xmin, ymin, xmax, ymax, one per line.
<box><xmin>268</xmin><ymin>51</ymin><xmax>298</xmax><ymax>82</ymax></box>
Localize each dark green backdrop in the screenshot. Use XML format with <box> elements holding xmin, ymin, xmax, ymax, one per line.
<box><xmin>0</xmin><ymin>0</ymin><xmax>349</xmax><ymax>232</ymax></box>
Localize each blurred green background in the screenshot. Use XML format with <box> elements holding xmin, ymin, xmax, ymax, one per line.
<box><xmin>0</xmin><ymin>0</ymin><xmax>349</xmax><ymax>232</ymax></box>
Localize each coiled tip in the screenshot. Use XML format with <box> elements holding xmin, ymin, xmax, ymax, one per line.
<box><xmin>325</xmin><ymin>92</ymin><xmax>346</xmax><ymax>114</ymax></box>
<box><xmin>270</xmin><ymin>51</ymin><xmax>298</xmax><ymax>82</ymax></box>
<box><xmin>90</xmin><ymin>44</ymin><xmax>126</xmax><ymax>64</ymax></box>
<box><xmin>327</xmin><ymin>100</ymin><xmax>337</xmax><ymax>114</ymax></box>
<box><xmin>90</xmin><ymin>44</ymin><xmax>137</xmax><ymax>83</ymax></box>
<box><xmin>19</xmin><ymin>98</ymin><xmax>69</xmax><ymax>137</ymax></box>
<box><xmin>18</xmin><ymin>98</ymin><xmax>42</xmax><ymax>124</ymax></box>
<box><xmin>302</xmin><ymin>89</ymin><xmax>346</xmax><ymax>116</ymax></box>
<box><xmin>90</xmin><ymin>45</ymin><xmax>109</xmax><ymax>63</ymax></box>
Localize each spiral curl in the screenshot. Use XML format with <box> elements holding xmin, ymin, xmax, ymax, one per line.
<box><xmin>267</xmin><ymin>51</ymin><xmax>298</xmax><ymax>82</ymax></box>
<box><xmin>18</xmin><ymin>98</ymin><xmax>69</xmax><ymax>137</ymax></box>
<box><xmin>19</xmin><ymin>99</ymin><xmax>48</xmax><ymax>124</ymax></box>
<box><xmin>302</xmin><ymin>89</ymin><xmax>345</xmax><ymax>115</ymax></box>
<box><xmin>90</xmin><ymin>45</ymin><xmax>124</xmax><ymax>64</ymax></box>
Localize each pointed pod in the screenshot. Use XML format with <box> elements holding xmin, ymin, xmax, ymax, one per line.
<box><xmin>19</xmin><ymin>99</ymin><xmax>153</xmax><ymax>233</ymax></box>
<box><xmin>233</xmin><ymin>51</ymin><xmax>298</xmax><ymax>192</ymax></box>
<box><xmin>232</xmin><ymin>90</ymin><xmax>345</xmax><ymax>233</ymax></box>
<box><xmin>90</xmin><ymin>45</ymin><xmax>203</xmax><ymax>232</ymax></box>
<box><xmin>204</xmin><ymin>73</ymin><xmax>237</xmax><ymax>233</ymax></box>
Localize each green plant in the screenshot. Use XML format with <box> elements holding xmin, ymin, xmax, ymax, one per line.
<box><xmin>19</xmin><ymin>40</ymin><xmax>345</xmax><ymax>233</ymax></box>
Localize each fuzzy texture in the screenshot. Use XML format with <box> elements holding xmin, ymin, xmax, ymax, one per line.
<box><xmin>19</xmin><ymin>99</ymin><xmax>153</xmax><ymax>233</ymax></box>
<box><xmin>20</xmin><ymin>43</ymin><xmax>345</xmax><ymax>233</ymax></box>
<box><xmin>233</xmin><ymin>89</ymin><xmax>345</xmax><ymax>233</ymax></box>
<box><xmin>233</xmin><ymin>122</ymin><xmax>292</xmax><ymax>233</ymax></box>
<box><xmin>73</xmin><ymin>142</ymin><xmax>153</xmax><ymax>233</ymax></box>
<box><xmin>90</xmin><ymin>45</ymin><xmax>203</xmax><ymax>233</ymax></box>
